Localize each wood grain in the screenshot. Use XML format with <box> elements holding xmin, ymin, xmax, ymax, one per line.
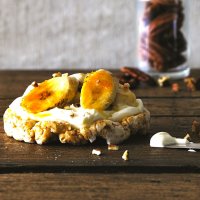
<box><xmin>0</xmin><ymin>117</ymin><xmax>199</xmax><ymax>173</ymax></box>
<box><xmin>1</xmin><ymin>70</ymin><xmax>200</xmax><ymax>199</ymax></box>
<box><xmin>0</xmin><ymin>173</ymin><xmax>199</xmax><ymax>200</ymax></box>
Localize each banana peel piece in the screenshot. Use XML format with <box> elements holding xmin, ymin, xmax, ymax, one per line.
<box><xmin>21</xmin><ymin>75</ymin><xmax>78</xmax><ymax>113</ymax></box>
<box><xmin>80</xmin><ymin>69</ymin><xmax>118</xmax><ymax>110</ymax></box>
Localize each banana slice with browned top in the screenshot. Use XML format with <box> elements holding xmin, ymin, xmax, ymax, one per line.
<box><xmin>80</xmin><ymin>69</ymin><xmax>118</xmax><ymax>110</ymax></box>
<box><xmin>21</xmin><ymin>75</ymin><xmax>78</xmax><ymax>113</ymax></box>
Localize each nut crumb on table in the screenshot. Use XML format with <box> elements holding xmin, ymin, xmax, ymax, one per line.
<box><xmin>157</xmin><ymin>76</ymin><xmax>171</xmax><ymax>87</ymax></box>
<box><xmin>92</xmin><ymin>149</ymin><xmax>102</xmax><ymax>156</ymax></box>
<box><xmin>122</xmin><ymin>150</ymin><xmax>129</xmax><ymax>161</ymax></box>
<box><xmin>108</xmin><ymin>144</ymin><xmax>119</xmax><ymax>151</ymax></box>
<box><xmin>184</xmin><ymin>77</ymin><xmax>196</xmax><ymax>92</ymax></box>
<box><xmin>172</xmin><ymin>83</ymin><xmax>180</xmax><ymax>93</ymax></box>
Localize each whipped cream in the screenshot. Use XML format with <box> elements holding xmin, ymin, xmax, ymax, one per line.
<box><xmin>150</xmin><ymin>132</ymin><xmax>189</xmax><ymax>148</ymax></box>
<box><xmin>9</xmin><ymin>97</ymin><xmax>144</xmax><ymax>130</ymax></box>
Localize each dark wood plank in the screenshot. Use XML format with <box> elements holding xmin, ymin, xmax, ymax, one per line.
<box><xmin>2</xmin><ymin>98</ymin><xmax>200</xmax><ymax>117</ymax></box>
<box><xmin>0</xmin><ymin>173</ymin><xmax>199</xmax><ymax>200</ymax></box>
<box><xmin>143</xmin><ymin>98</ymin><xmax>200</xmax><ymax>117</ymax></box>
<box><xmin>1</xmin><ymin>70</ymin><xmax>200</xmax><ymax>98</ymax></box>
<box><xmin>135</xmin><ymin>87</ymin><xmax>200</xmax><ymax>98</ymax></box>
<box><xmin>0</xmin><ymin>117</ymin><xmax>200</xmax><ymax>172</ymax></box>
<box><xmin>0</xmin><ymin>99</ymin><xmax>13</xmax><ymax>116</ymax></box>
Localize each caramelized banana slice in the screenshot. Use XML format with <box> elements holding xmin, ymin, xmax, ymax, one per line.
<box><xmin>21</xmin><ymin>75</ymin><xmax>78</xmax><ymax>113</ymax></box>
<box><xmin>80</xmin><ymin>69</ymin><xmax>118</xmax><ymax>110</ymax></box>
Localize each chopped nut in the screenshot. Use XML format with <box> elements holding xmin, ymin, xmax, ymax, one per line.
<box><xmin>157</xmin><ymin>76</ymin><xmax>171</xmax><ymax>87</ymax></box>
<box><xmin>31</xmin><ymin>81</ymin><xmax>38</xmax><ymax>87</ymax></box>
<box><xmin>92</xmin><ymin>149</ymin><xmax>102</xmax><ymax>156</ymax></box>
<box><xmin>124</xmin><ymin>83</ymin><xmax>130</xmax><ymax>89</ymax></box>
<box><xmin>119</xmin><ymin>74</ymin><xmax>139</xmax><ymax>90</ymax></box>
<box><xmin>120</xmin><ymin>67</ymin><xmax>157</xmax><ymax>87</ymax></box>
<box><xmin>184</xmin><ymin>121</ymin><xmax>200</xmax><ymax>143</ymax></box>
<box><xmin>108</xmin><ymin>144</ymin><xmax>119</xmax><ymax>151</ymax></box>
<box><xmin>122</xmin><ymin>150</ymin><xmax>129</xmax><ymax>161</ymax></box>
<box><xmin>52</xmin><ymin>72</ymin><xmax>62</xmax><ymax>77</ymax></box>
<box><xmin>172</xmin><ymin>83</ymin><xmax>180</xmax><ymax>93</ymax></box>
<box><xmin>69</xmin><ymin>112</ymin><xmax>75</xmax><ymax>117</ymax></box>
<box><xmin>96</xmin><ymin>80</ymin><xmax>100</xmax><ymax>84</ymax></box>
<box><xmin>123</xmin><ymin>83</ymin><xmax>130</xmax><ymax>90</ymax></box>
<box><xmin>188</xmin><ymin>121</ymin><xmax>200</xmax><ymax>143</ymax></box>
<box><xmin>184</xmin><ymin>77</ymin><xmax>196</xmax><ymax>91</ymax></box>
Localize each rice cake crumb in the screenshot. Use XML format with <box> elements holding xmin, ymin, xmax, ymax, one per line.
<box><xmin>122</xmin><ymin>150</ymin><xmax>129</xmax><ymax>161</ymax></box>
<box><xmin>108</xmin><ymin>144</ymin><xmax>119</xmax><ymax>151</ymax></box>
<box><xmin>92</xmin><ymin>149</ymin><xmax>102</xmax><ymax>156</ymax></box>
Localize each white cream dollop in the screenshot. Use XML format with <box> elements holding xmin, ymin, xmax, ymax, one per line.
<box><xmin>110</xmin><ymin>99</ymin><xmax>144</xmax><ymax>121</ymax></box>
<box><xmin>9</xmin><ymin>96</ymin><xmax>145</xmax><ymax>130</ymax></box>
<box><xmin>150</xmin><ymin>132</ymin><xmax>189</xmax><ymax>148</ymax></box>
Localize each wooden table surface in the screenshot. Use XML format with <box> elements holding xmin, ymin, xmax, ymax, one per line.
<box><xmin>1</xmin><ymin>70</ymin><xmax>200</xmax><ymax>200</ymax></box>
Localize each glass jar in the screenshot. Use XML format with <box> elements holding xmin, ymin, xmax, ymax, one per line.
<box><xmin>135</xmin><ymin>0</ymin><xmax>190</xmax><ymax>79</ymax></box>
